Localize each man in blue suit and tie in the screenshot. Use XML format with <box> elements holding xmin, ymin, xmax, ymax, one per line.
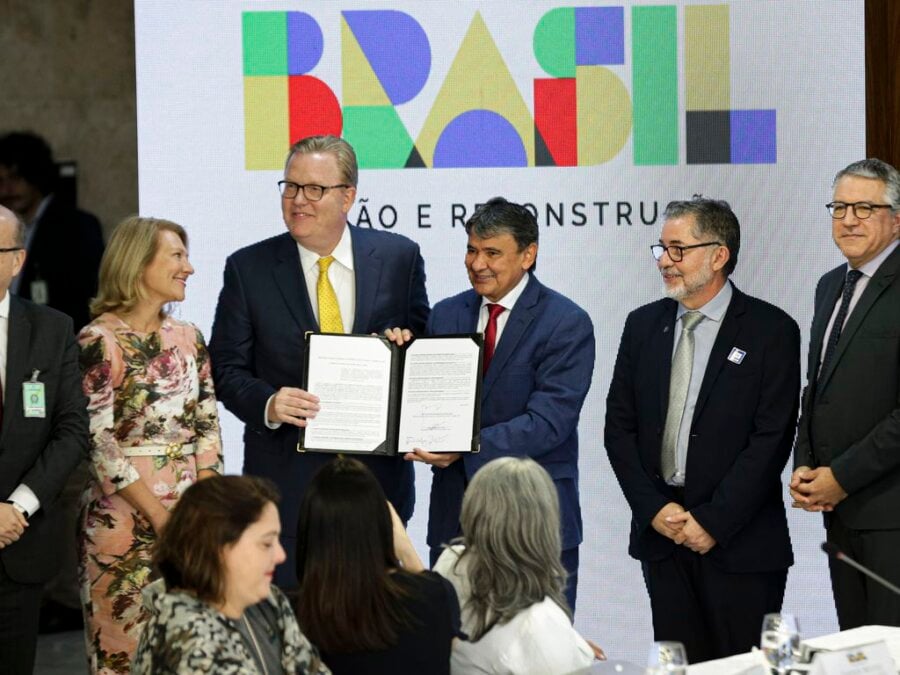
<box><xmin>209</xmin><ymin>135</ymin><xmax>429</xmax><ymax>587</ymax></box>
<box><xmin>409</xmin><ymin>197</ymin><xmax>595</xmax><ymax>611</ymax></box>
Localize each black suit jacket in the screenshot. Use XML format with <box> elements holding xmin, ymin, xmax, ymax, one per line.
<box><xmin>606</xmin><ymin>285</ymin><xmax>799</xmax><ymax>573</ymax></box>
<box><xmin>17</xmin><ymin>195</ymin><xmax>104</xmax><ymax>331</ymax></box>
<box><xmin>209</xmin><ymin>227</ymin><xmax>429</xmax><ymax>534</ymax></box>
<box><xmin>0</xmin><ymin>296</ymin><xmax>89</xmax><ymax>583</ymax></box>
<box><xmin>794</xmin><ymin>244</ymin><xmax>900</xmax><ymax>529</ymax></box>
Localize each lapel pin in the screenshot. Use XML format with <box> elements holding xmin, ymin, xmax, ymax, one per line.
<box><xmin>727</xmin><ymin>348</ymin><xmax>746</xmax><ymax>365</ymax></box>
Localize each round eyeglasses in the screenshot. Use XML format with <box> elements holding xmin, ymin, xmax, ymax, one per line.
<box><xmin>826</xmin><ymin>202</ymin><xmax>892</xmax><ymax>219</ymax></box>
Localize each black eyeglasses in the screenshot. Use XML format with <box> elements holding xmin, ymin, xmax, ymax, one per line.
<box><xmin>650</xmin><ymin>241</ymin><xmax>721</xmax><ymax>262</ymax></box>
<box><xmin>826</xmin><ymin>202</ymin><xmax>893</xmax><ymax>219</ymax></box>
<box><xmin>0</xmin><ymin>247</ymin><xmax>23</xmax><ymax>253</ymax></box>
<box><xmin>277</xmin><ymin>181</ymin><xmax>350</xmax><ymax>202</ymax></box>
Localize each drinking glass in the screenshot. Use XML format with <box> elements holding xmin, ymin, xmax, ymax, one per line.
<box><xmin>760</xmin><ymin>612</ymin><xmax>800</xmax><ymax>674</ymax></box>
<box><xmin>645</xmin><ymin>641</ymin><xmax>688</xmax><ymax>674</ymax></box>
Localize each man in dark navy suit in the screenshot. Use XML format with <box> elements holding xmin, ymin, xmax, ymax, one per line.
<box><xmin>791</xmin><ymin>158</ymin><xmax>900</xmax><ymax>629</ymax></box>
<box><xmin>210</xmin><ymin>136</ymin><xmax>429</xmax><ymax>587</ymax></box>
<box><xmin>606</xmin><ymin>197</ymin><xmax>799</xmax><ymax>663</ymax></box>
<box><xmin>411</xmin><ymin>197</ymin><xmax>595</xmax><ymax>611</ymax></box>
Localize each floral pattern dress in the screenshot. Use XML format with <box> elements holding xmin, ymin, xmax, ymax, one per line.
<box><xmin>77</xmin><ymin>314</ymin><xmax>224</xmax><ymax>674</ymax></box>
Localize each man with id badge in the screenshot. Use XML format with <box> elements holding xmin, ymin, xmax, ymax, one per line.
<box><xmin>0</xmin><ymin>205</ymin><xmax>88</xmax><ymax>674</ymax></box>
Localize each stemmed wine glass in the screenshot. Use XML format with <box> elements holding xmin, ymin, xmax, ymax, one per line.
<box><xmin>760</xmin><ymin>612</ymin><xmax>801</xmax><ymax>674</ymax></box>
<box><xmin>646</xmin><ymin>641</ymin><xmax>688</xmax><ymax>674</ymax></box>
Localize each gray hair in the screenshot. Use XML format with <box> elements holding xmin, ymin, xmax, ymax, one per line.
<box><xmin>285</xmin><ymin>135</ymin><xmax>359</xmax><ymax>187</ymax></box>
<box><xmin>663</xmin><ymin>195</ymin><xmax>741</xmax><ymax>275</ymax></box>
<box><xmin>453</xmin><ymin>457</ymin><xmax>568</xmax><ymax>640</ymax></box>
<box><xmin>0</xmin><ymin>206</ymin><xmax>24</xmax><ymax>247</ymax></box>
<box><xmin>833</xmin><ymin>158</ymin><xmax>900</xmax><ymax>211</ymax></box>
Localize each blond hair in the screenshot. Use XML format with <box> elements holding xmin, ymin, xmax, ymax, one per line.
<box><xmin>90</xmin><ymin>216</ymin><xmax>187</xmax><ymax>319</ymax></box>
<box><xmin>286</xmin><ymin>135</ymin><xmax>359</xmax><ymax>187</ymax></box>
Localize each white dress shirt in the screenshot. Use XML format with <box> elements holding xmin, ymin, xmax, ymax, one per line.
<box><xmin>0</xmin><ymin>291</ymin><xmax>40</xmax><ymax>516</ymax></box>
<box><xmin>819</xmin><ymin>239</ymin><xmax>899</xmax><ymax>375</ymax></box>
<box><xmin>668</xmin><ymin>281</ymin><xmax>733</xmax><ymax>486</ymax></box>
<box><xmin>297</xmin><ymin>225</ymin><xmax>356</xmax><ymax>332</ymax></box>
<box><xmin>264</xmin><ymin>226</ymin><xmax>356</xmax><ymax>429</ymax></box>
<box><xmin>435</xmin><ymin>545</ymin><xmax>594</xmax><ymax>675</ymax></box>
<box><xmin>476</xmin><ymin>273</ymin><xmax>531</xmax><ymax>346</ymax></box>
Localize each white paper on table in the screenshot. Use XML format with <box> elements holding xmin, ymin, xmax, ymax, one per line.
<box><xmin>809</xmin><ymin>641</ymin><xmax>894</xmax><ymax>675</ymax></box>
<box><xmin>397</xmin><ymin>337</ymin><xmax>480</xmax><ymax>454</ymax></box>
<box><xmin>303</xmin><ymin>335</ymin><xmax>392</xmax><ymax>452</ymax></box>
<box><xmin>803</xmin><ymin>626</ymin><xmax>900</xmax><ymax>671</ymax></box>
<box><xmin>686</xmin><ymin>647</ymin><xmax>770</xmax><ymax>675</ymax></box>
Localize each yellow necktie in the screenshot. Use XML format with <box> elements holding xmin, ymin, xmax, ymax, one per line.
<box><xmin>317</xmin><ymin>256</ymin><xmax>344</xmax><ymax>333</ymax></box>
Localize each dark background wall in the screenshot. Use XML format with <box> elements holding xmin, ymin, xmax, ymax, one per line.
<box><xmin>866</xmin><ymin>0</ymin><xmax>900</xmax><ymax>167</ymax></box>
<box><xmin>0</xmin><ymin>0</ymin><xmax>137</xmax><ymax>236</ymax></box>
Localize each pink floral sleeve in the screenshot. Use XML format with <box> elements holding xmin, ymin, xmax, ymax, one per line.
<box><xmin>191</xmin><ymin>325</ymin><xmax>224</xmax><ymax>474</ymax></box>
<box><xmin>78</xmin><ymin>324</ymin><xmax>141</xmax><ymax>496</ymax></box>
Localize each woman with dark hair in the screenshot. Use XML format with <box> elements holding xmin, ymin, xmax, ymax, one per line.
<box><xmin>295</xmin><ymin>456</ymin><xmax>460</xmax><ymax>674</ymax></box>
<box><xmin>434</xmin><ymin>457</ymin><xmax>600</xmax><ymax>674</ymax></box>
<box><xmin>133</xmin><ymin>475</ymin><xmax>329</xmax><ymax>674</ymax></box>
<box><xmin>78</xmin><ymin>216</ymin><xmax>223</xmax><ymax>672</ymax></box>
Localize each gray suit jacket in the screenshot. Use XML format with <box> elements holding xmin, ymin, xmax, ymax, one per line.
<box><xmin>794</xmin><ymin>244</ymin><xmax>900</xmax><ymax>529</ymax></box>
<box><xmin>0</xmin><ymin>296</ymin><xmax>89</xmax><ymax>582</ymax></box>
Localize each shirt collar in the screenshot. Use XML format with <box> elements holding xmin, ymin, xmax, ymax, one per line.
<box><xmin>0</xmin><ymin>291</ymin><xmax>10</xmax><ymax>320</ymax></box>
<box><xmin>479</xmin><ymin>272</ymin><xmax>531</xmax><ymax>312</ymax></box>
<box><xmin>676</xmin><ymin>279</ymin><xmax>732</xmax><ymax>324</ymax></box>
<box><xmin>297</xmin><ymin>224</ymin><xmax>354</xmax><ymax>274</ymax></box>
<box><xmin>849</xmin><ymin>239</ymin><xmax>899</xmax><ymax>279</ymax></box>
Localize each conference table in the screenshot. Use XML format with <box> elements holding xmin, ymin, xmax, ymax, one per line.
<box><xmin>590</xmin><ymin>626</ymin><xmax>900</xmax><ymax>674</ymax></box>
<box><xmin>687</xmin><ymin>625</ymin><xmax>900</xmax><ymax>674</ymax></box>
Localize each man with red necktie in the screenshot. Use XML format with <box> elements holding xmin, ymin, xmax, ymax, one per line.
<box><xmin>408</xmin><ymin>197</ymin><xmax>595</xmax><ymax>611</ymax></box>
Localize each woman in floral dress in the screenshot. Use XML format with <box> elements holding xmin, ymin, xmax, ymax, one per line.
<box><xmin>77</xmin><ymin>216</ymin><xmax>223</xmax><ymax>674</ymax></box>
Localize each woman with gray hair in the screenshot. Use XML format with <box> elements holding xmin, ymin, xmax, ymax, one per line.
<box><xmin>433</xmin><ymin>457</ymin><xmax>601</xmax><ymax>674</ymax></box>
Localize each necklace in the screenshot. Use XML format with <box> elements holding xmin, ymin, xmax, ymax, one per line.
<box><xmin>242</xmin><ymin>614</ymin><xmax>270</xmax><ymax>675</ymax></box>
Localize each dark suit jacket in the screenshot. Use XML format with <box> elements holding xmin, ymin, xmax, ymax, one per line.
<box><xmin>0</xmin><ymin>296</ymin><xmax>89</xmax><ymax>583</ymax></box>
<box><xmin>605</xmin><ymin>285</ymin><xmax>799</xmax><ymax>573</ymax></box>
<box><xmin>425</xmin><ymin>275</ymin><xmax>595</xmax><ymax>551</ymax></box>
<box><xmin>794</xmin><ymin>245</ymin><xmax>900</xmax><ymax>530</ymax></box>
<box><xmin>209</xmin><ymin>226</ymin><xmax>429</xmax><ymax>542</ymax></box>
<box><xmin>17</xmin><ymin>195</ymin><xmax>104</xmax><ymax>331</ymax></box>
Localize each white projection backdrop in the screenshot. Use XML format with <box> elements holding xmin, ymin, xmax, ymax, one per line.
<box><xmin>135</xmin><ymin>0</ymin><xmax>865</xmax><ymax>663</ymax></box>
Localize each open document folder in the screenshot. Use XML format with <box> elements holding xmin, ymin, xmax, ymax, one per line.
<box><xmin>298</xmin><ymin>333</ymin><xmax>482</xmax><ymax>455</ymax></box>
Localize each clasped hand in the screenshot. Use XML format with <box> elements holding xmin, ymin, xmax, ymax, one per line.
<box><xmin>652</xmin><ymin>502</ymin><xmax>716</xmax><ymax>554</ymax></box>
<box><xmin>789</xmin><ymin>465</ymin><xmax>846</xmax><ymax>512</ymax></box>
<box><xmin>0</xmin><ymin>503</ymin><xmax>28</xmax><ymax>549</ymax></box>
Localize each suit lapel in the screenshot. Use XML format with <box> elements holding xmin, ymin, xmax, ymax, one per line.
<box><xmin>482</xmin><ymin>276</ymin><xmax>539</xmax><ymax>399</ymax></box>
<box><xmin>271</xmin><ymin>234</ymin><xmax>318</xmax><ymax>332</ymax></box>
<box><xmin>691</xmin><ymin>287</ymin><xmax>746</xmax><ymax>424</ymax></box>
<box><xmin>2</xmin><ymin>298</ymin><xmax>31</xmax><ymax>442</ymax></box>
<box><xmin>351</xmin><ymin>227</ymin><xmax>381</xmax><ymax>334</ymax></box>
<box><xmin>809</xmin><ymin>269</ymin><xmax>843</xmax><ymax>381</ymax></box>
<box><xmin>458</xmin><ymin>291</ymin><xmax>481</xmax><ymax>334</ymax></box>
<box><xmin>818</xmin><ymin>246</ymin><xmax>900</xmax><ymax>392</ymax></box>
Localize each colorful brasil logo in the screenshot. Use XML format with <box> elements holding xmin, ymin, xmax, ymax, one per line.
<box><xmin>242</xmin><ymin>5</ymin><xmax>776</xmax><ymax>170</ymax></box>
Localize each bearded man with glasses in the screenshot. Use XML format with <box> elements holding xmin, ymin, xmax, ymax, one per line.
<box><xmin>606</xmin><ymin>196</ymin><xmax>800</xmax><ymax>663</ymax></box>
<box><xmin>791</xmin><ymin>158</ymin><xmax>900</xmax><ymax>630</ymax></box>
<box><xmin>209</xmin><ymin>135</ymin><xmax>429</xmax><ymax>589</ymax></box>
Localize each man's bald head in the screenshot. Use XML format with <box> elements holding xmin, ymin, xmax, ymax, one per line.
<box><xmin>0</xmin><ymin>205</ymin><xmax>24</xmax><ymax>247</ymax></box>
